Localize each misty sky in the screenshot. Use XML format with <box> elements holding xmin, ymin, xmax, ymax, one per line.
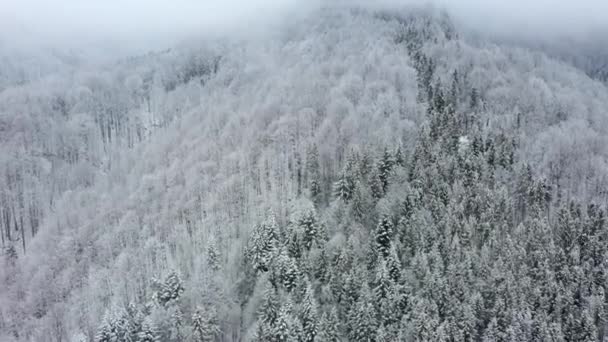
<box><xmin>1</xmin><ymin>0</ymin><xmax>607</xmax><ymax>46</ymax></box>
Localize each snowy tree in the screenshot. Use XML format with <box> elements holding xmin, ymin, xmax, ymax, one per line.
<box><xmin>316</xmin><ymin>308</ymin><xmax>341</xmax><ymax>342</ymax></box>
<box><xmin>248</xmin><ymin>215</ymin><xmax>280</xmax><ymax>272</ymax></box>
<box><xmin>155</xmin><ymin>272</ymin><xmax>185</xmax><ymax>307</ymax></box>
<box><xmin>333</xmin><ymin>172</ymin><xmax>352</xmax><ymax>202</ymax></box>
<box><xmin>136</xmin><ymin>318</ymin><xmax>159</xmax><ymax>342</ymax></box>
<box><xmin>207</xmin><ymin>240</ymin><xmax>221</xmax><ymax>272</ymax></box>
<box><xmin>300</xmin><ymin>283</ymin><xmax>319</xmax><ymax>342</ymax></box>
<box><xmin>374</xmin><ymin>216</ymin><xmax>394</xmax><ymax>258</ymax></box>
<box><xmin>192</xmin><ymin>307</ymin><xmax>220</xmax><ymax>342</ymax></box>
<box><xmin>348</xmin><ymin>295</ymin><xmax>377</xmax><ymax>342</ymax></box>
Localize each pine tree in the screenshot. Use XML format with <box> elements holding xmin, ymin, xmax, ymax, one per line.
<box><xmin>369</xmin><ymin>167</ymin><xmax>384</xmax><ymax>199</ymax></box>
<box><xmin>316</xmin><ymin>308</ymin><xmax>340</xmax><ymax>342</ymax></box>
<box><xmin>192</xmin><ymin>307</ymin><xmax>220</xmax><ymax>342</ymax></box>
<box><xmin>274</xmin><ymin>304</ymin><xmax>292</xmax><ymax>342</ymax></box>
<box><xmin>373</xmin><ymin>260</ymin><xmax>402</xmax><ymax>326</ymax></box>
<box><xmin>348</xmin><ymin>300</ymin><xmax>377</xmax><ymax>342</ymax></box>
<box><xmin>300</xmin><ymin>283</ymin><xmax>318</xmax><ymax>342</ymax></box>
<box><xmin>376</xmin><ymin>325</ymin><xmax>391</xmax><ymax>342</ymax></box>
<box><xmin>578</xmin><ymin>308</ymin><xmax>598</xmax><ymax>342</ymax></box>
<box><xmin>394</xmin><ymin>145</ymin><xmax>405</xmax><ymax>167</ymax></box>
<box><xmin>136</xmin><ymin>318</ymin><xmax>159</xmax><ymax>342</ymax></box>
<box><xmin>95</xmin><ymin>320</ymin><xmax>113</xmax><ymax>342</ymax></box>
<box><xmin>125</xmin><ymin>303</ymin><xmax>144</xmax><ymax>341</ymax></box>
<box><xmin>277</xmin><ymin>248</ymin><xmax>299</xmax><ymax>291</ymax></box>
<box><xmin>482</xmin><ymin>318</ymin><xmax>501</xmax><ymax>342</ymax></box>
<box><xmin>373</xmin><ymin>260</ymin><xmax>392</xmax><ymax>303</ymax></box>
<box><xmin>378</xmin><ymin>148</ymin><xmax>395</xmax><ymax>192</ymax></box>
<box><xmin>96</xmin><ymin>308</ymin><xmax>132</xmax><ymax>342</ymax></box>
<box><xmin>333</xmin><ymin>172</ymin><xmax>352</xmax><ymax>202</ymax></box>
<box><xmin>207</xmin><ymin>240</ymin><xmax>221</xmax><ymax>272</ymax></box>
<box><xmin>450</xmin><ymin>70</ymin><xmax>459</xmax><ymax>107</ymax></box>
<box><xmin>167</xmin><ymin>305</ymin><xmax>184</xmax><ymax>342</ymax></box>
<box><xmin>307</xmin><ymin>145</ymin><xmax>322</xmax><ymax>204</ymax></box>
<box><xmin>299</xmin><ymin>209</ymin><xmax>323</xmax><ymax>251</ymax></box>
<box><xmin>385</xmin><ymin>245</ymin><xmax>402</xmax><ymax>282</ymax></box>
<box><xmin>248</xmin><ymin>214</ymin><xmax>279</xmax><ymax>272</ymax></box>
<box><xmin>156</xmin><ymin>272</ymin><xmax>185</xmax><ymax>307</ymax></box>
<box><xmin>516</xmin><ymin>164</ymin><xmax>533</xmax><ymax>221</ymax></box>
<box><xmin>341</xmin><ymin>268</ymin><xmax>363</xmax><ymax>314</ymax></box>
<box><xmin>374</xmin><ymin>216</ymin><xmax>393</xmax><ymax>258</ymax></box>
<box><xmin>257</xmin><ymin>284</ymin><xmax>280</xmax><ymax>341</ymax></box>
<box><xmin>350</xmin><ymin>182</ymin><xmax>374</xmax><ymax>225</ymax></box>
<box><xmin>404</xmin><ymin>297</ymin><xmax>440</xmax><ymax>342</ymax></box>
<box><xmin>470</xmin><ymin>87</ymin><xmax>479</xmax><ymax>110</ymax></box>
<box><xmin>359</xmin><ymin>150</ymin><xmax>373</xmax><ymax>179</ymax></box>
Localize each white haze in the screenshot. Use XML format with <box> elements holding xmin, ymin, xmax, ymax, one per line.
<box><xmin>1</xmin><ymin>0</ymin><xmax>608</xmax><ymax>50</ymax></box>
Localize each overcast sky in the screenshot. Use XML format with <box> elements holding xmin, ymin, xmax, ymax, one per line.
<box><xmin>1</xmin><ymin>0</ymin><xmax>607</xmax><ymax>47</ymax></box>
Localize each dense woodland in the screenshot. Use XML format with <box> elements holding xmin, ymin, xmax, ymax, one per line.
<box><xmin>2</xmin><ymin>5</ymin><xmax>608</xmax><ymax>342</ymax></box>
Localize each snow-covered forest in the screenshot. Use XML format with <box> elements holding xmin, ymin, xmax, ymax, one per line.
<box><xmin>2</xmin><ymin>3</ymin><xmax>608</xmax><ymax>341</ymax></box>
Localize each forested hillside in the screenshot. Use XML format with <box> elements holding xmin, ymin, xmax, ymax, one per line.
<box><xmin>2</xmin><ymin>4</ymin><xmax>608</xmax><ymax>342</ymax></box>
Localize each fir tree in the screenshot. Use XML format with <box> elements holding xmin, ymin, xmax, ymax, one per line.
<box><xmin>155</xmin><ymin>272</ymin><xmax>185</xmax><ymax>307</ymax></box>
<box><xmin>136</xmin><ymin>318</ymin><xmax>159</xmax><ymax>342</ymax></box>
<box><xmin>316</xmin><ymin>307</ymin><xmax>341</xmax><ymax>342</ymax></box>
<box><xmin>299</xmin><ymin>209</ymin><xmax>321</xmax><ymax>250</ymax></box>
<box><xmin>378</xmin><ymin>148</ymin><xmax>395</xmax><ymax>192</ymax></box>
<box><xmin>274</xmin><ymin>304</ymin><xmax>292</xmax><ymax>342</ymax></box>
<box><xmin>347</xmin><ymin>291</ymin><xmax>377</xmax><ymax>342</ymax></box>
<box><xmin>192</xmin><ymin>307</ymin><xmax>220</xmax><ymax>342</ymax></box>
<box><xmin>257</xmin><ymin>284</ymin><xmax>281</xmax><ymax>341</ymax></box>
<box><xmin>394</xmin><ymin>145</ymin><xmax>405</xmax><ymax>167</ymax></box>
<box><xmin>333</xmin><ymin>172</ymin><xmax>352</xmax><ymax>202</ymax></box>
<box><xmin>307</xmin><ymin>145</ymin><xmax>322</xmax><ymax>205</ymax></box>
<box><xmin>248</xmin><ymin>214</ymin><xmax>279</xmax><ymax>272</ymax></box>
<box><xmin>368</xmin><ymin>167</ymin><xmax>384</xmax><ymax>200</ymax></box>
<box><xmin>277</xmin><ymin>248</ymin><xmax>299</xmax><ymax>291</ymax></box>
<box><xmin>374</xmin><ymin>216</ymin><xmax>393</xmax><ymax>258</ymax></box>
<box><xmin>300</xmin><ymin>283</ymin><xmax>319</xmax><ymax>342</ymax></box>
<box><xmin>207</xmin><ymin>240</ymin><xmax>221</xmax><ymax>272</ymax></box>
<box><xmin>96</xmin><ymin>308</ymin><xmax>132</xmax><ymax>342</ymax></box>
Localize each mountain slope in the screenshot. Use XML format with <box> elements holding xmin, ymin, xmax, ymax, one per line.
<box><xmin>2</xmin><ymin>5</ymin><xmax>608</xmax><ymax>341</ymax></box>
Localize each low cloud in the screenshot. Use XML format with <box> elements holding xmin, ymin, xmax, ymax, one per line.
<box><xmin>1</xmin><ymin>0</ymin><xmax>607</xmax><ymax>49</ymax></box>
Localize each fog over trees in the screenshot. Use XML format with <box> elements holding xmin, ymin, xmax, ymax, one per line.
<box><xmin>1</xmin><ymin>2</ymin><xmax>608</xmax><ymax>341</ymax></box>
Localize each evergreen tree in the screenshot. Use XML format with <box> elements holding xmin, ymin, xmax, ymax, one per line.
<box><xmin>385</xmin><ymin>245</ymin><xmax>402</xmax><ymax>282</ymax></box>
<box><xmin>207</xmin><ymin>240</ymin><xmax>221</xmax><ymax>272</ymax></box>
<box><xmin>402</xmin><ymin>297</ymin><xmax>440</xmax><ymax>342</ymax></box>
<box><xmin>394</xmin><ymin>145</ymin><xmax>405</xmax><ymax>167</ymax></box>
<box><xmin>347</xmin><ymin>288</ymin><xmax>377</xmax><ymax>342</ymax></box>
<box><xmin>248</xmin><ymin>214</ymin><xmax>279</xmax><ymax>272</ymax></box>
<box><xmin>136</xmin><ymin>318</ymin><xmax>159</xmax><ymax>342</ymax></box>
<box><xmin>333</xmin><ymin>172</ymin><xmax>352</xmax><ymax>202</ymax></box>
<box><xmin>257</xmin><ymin>284</ymin><xmax>281</xmax><ymax>341</ymax></box>
<box><xmin>192</xmin><ymin>307</ymin><xmax>220</xmax><ymax>342</ymax></box>
<box><xmin>155</xmin><ymin>272</ymin><xmax>185</xmax><ymax>307</ymax></box>
<box><xmin>307</xmin><ymin>145</ymin><xmax>322</xmax><ymax>205</ymax></box>
<box><xmin>300</xmin><ymin>283</ymin><xmax>319</xmax><ymax>342</ymax></box>
<box><xmin>277</xmin><ymin>248</ymin><xmax>299</xmax><ymax>291</ymax></box>
<box><xmin>274</xmin><ymin>304</ymin><xmax>293</xmax><ymax>342</ymax></box>
<box><xmin>369</xmin><ymin>167</ymin><xmax>384</xmax><ymax>200</ymax></box>
<box><xmin>350</xmin><ymin>182</ymin><xmax>374</xmax><ymax>225</ymax></box>
<box><xmin>577</xmin><ymin>308</ymin><xmax>598</xmax><ymax>342</ymax></box>
<box><xmin>470</xmin><ymin>87</ymin><xmax>479</xmax><ymax>110</ymax></box>
<box><xmin>299</xmin><ymin>209</ymin><xmax>321</xmax><ymax>250</ymax></box>
<box><xmin>96</xmin><ymin>308</ymin><xmax>132</xmax><ymax>342</ymax></box>
<box><xmin>374</xmin><ymin>216</ymin><xmax>393</xmax><ymax>258</ymax></box>
<box><xmin>316</xmin><ymin>308</ymin><xmax>341</xmax><ymax>342</ymax></box>
<box><xmin>482</xmin><ymin>318</ymin><xmax>501</xmax><ymax>342</ymax></box>
<box><xmin>378</xmin><ymin>148</ymin><xmax>395</xmax><ymax>192</ymax></box>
